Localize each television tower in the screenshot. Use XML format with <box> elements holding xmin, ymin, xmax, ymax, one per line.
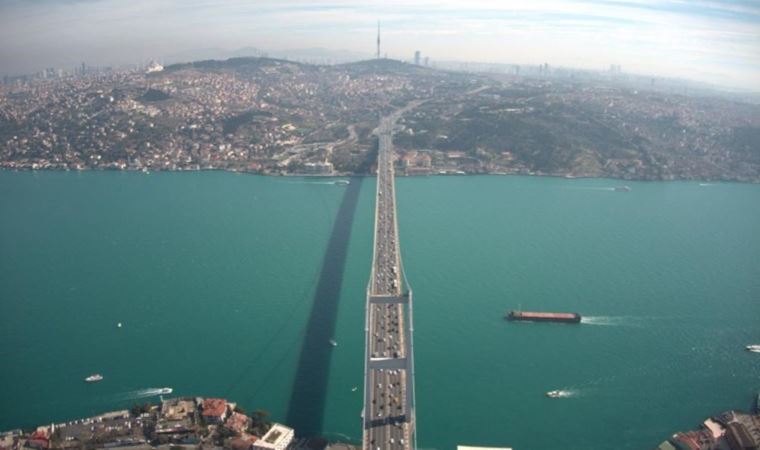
<box><xmin>376</xmin><ymin>21</ymin><xmax>381</xmax><ymax>59</ymax></box>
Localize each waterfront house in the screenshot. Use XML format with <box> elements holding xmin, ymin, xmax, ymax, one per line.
<box><xmin>202</xmin><ymin>398</ymin><xmax>229</xmax><ymax>425</ymax></box>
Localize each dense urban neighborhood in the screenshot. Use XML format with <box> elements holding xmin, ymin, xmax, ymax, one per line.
<box><xmin>1</xmin><ymin>57</ymin><xmax>759</xmax><ymax>182</ymax></box>
<box><xmin>656</xmin><ymin>404</ymin><xmax>760</xmax><ymax>450</ymax></box>
<box><xmin>1</xmin><ymin>395</ymin><xmax>758</xmax><ymax>450</ymax></box>
<box><xmin>0</xmin><ymin>397</ymin><xmax>330</xmax><ymax>450</ymax></box>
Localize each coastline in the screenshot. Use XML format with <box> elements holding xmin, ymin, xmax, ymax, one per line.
<box><xmin>3</xmin><ymin>394</ymin><xmax>757</xmax><ymax>450</ymax></box>
<box><xmin>0</xmin><ymin>396</ymin><xmax>350</xmax><ymax>450</ymax></box>
<box><xmin>1</xmin><ymin>166</ymin><xmax>757</xmax><ymax>185</ymax></box>
<box><xmin>655</xmin><ymin>395</ymin><xmax>760</xmax><ymax>450</ymax></box>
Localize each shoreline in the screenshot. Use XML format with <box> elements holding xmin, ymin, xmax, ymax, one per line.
<box><xmin>1</xmin><ymin>166</ymin><xmax>757</xmax><ymax>185</ymax></box>
<box><xmin>0</xmin><ymin>396</ymin><xmax>353</xmax><ymax>450</ymax></box>
<box><xmin>655</xmin><ymin>395</ymin><xmax>760</xmax><ymax>450</ymax></box>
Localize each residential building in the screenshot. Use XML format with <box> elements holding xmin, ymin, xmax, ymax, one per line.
<box><xmin>202</xmin><ymin>398</ymin><xmax>229</xmax><ymax>424</ymax></box>
<box><xmin>252</xmin><ymin>424</ymin><xmax>294</xmax><ymax>450</ymax></box>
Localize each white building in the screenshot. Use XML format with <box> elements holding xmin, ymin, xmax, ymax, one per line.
<box><xmin>302</xmin><ymin>161</ymin><xmax>334</xmax><ymax>175</ymax></box>
<box><xmin>146</xmin><ymin>61</ymin><xmax>164</xmax><ymax>74</ymax></box>
<box><xmin>253</xmin><ymin>424</ymin><xmax>294</xmax><ymax>450</ymax></box>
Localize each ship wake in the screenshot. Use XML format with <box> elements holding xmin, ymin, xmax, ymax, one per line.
<box><xmin>567</xmin><ymin>187</ymin><xmax>617</xmax><ymax>192</ymax></box>
<box><xmin>278</xmin><ymin>180</ymin><xmax>349</xmax><ymax>186</ymax></box>
<box><xmin>553</xmin><ymin>389</ymin><xmax>578</xmax><ymax>398</ymax></box>
<box><xmin>114</xmin><ymin>388</ymin><xmax>173</xmax><ymax>401</ymax></box>
<box><xmin>580</xmin><ymin>316</ymin><xmax>630</xmax><ymax>326</ymax></box>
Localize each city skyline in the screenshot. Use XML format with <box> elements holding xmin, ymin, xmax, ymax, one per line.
<box><xmin>1</xmin><ymin>0</ymin><xmax>759</xmax><ymax>91</ymax></box>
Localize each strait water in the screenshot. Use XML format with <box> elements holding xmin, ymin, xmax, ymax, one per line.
<box><xmin>1</xmin><ymin>171</ymin><xmax>759</xmax><ymax>450</ymax></box>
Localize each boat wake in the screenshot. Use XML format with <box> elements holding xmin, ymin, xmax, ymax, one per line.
<box><xmin>115</xmin><ymin>388</ymin><xmax>173</xmax><ymax>401</ymax></box>
<box><xmin>548</xmin><ymin>389</ymin><xmax>578</xmax><ymax>398</ymax></box>
<box><xmin>567</xmin><ymin>187</ymin><xmax>617</xmax><ymax>192</ymax></box>
<box><xmin>278</xmin><ymin>180</ymin><xmax>349</xmax><ymax>186</ymax></box>
<box><xmin>580</xmin><ymin>316</ymin><xmax>632</xmax><ymax>326</ymax></box>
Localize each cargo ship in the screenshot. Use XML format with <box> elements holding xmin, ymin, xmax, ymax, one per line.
<box><xmin>506</xmin><ymin>310</ymin><xmax>582</xmax><ymax>324</ymax></box>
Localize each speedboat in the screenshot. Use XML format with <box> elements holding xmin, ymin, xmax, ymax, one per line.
<box><xmin>334</xmin><ymin>180</ymin><xmax>350</xmax><ymax>185</ymax></box>
<box><xmin>546</xmin><ymin>390</ymin><xmax>567</xmax><ymax>398</ymax></box>
<box><xmin>156</xmin><ymin>387</ymin><xmax>173</xmax><ymax>395</ymax></box>
<box><xmin>351</xmin><ymin>386</ymin><xmax>358</xmax><ymax>392</ymax></box>
<box><xmin>85</xmin><ymin>374</ymin><xmax>104</xmax><ymax>383</ymax></box>
<box><xmin>746</xmin><ymin>345</ymin><xmax>760</xmax><ymax>353</ymax></box>
<box><xmin>614</xmin><ymin>185</ymin><xmax>631</xmax><ymax>192</ymax></box>
<box><xmin>329</xmin><ymin>339</ymin><xmax>338</xmax><ymax>347</ymax></box>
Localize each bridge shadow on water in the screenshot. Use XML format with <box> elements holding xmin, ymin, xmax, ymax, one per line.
<box><xmin>285</xmin><ymin>175</ymin><xmax>364</xmax><ymax>436</ymax></box>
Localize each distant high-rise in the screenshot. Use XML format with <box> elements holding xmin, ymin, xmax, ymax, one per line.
<box><xmin>414</xmin><ymin>50</ymin><xmax>421</xmax><ymax>65</ymax></box>
<box><xmin>376</xmin><ymin>21</ymin><xmax>381</xmax><ymax>59</ymax></box>
<box><xmin>424</xmin><ymin>56</ymin><xmax>429</xmax><ymax>66</ymax></box>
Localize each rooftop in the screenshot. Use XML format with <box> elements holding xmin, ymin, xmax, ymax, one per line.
<box><xmin>202</xmin><ymin>398</ymin><xmax>228</xmax><ymax>418</ymax></box>
<box><xmin>260</xmin><ymin>424</ymin><xmax>293</xmax><ymax>445</ymax></box>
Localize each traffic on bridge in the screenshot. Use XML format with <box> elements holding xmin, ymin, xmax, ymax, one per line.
<box><xmin>363</xmin><ymin>113</ymin><xmax>416</xmax><ymax>450</ymax></box>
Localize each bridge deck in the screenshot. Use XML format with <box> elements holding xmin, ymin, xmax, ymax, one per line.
<box><xmin>363</xmin><ymin>116</ymin><xmax>415</xmax><ymax>450</ymax></box>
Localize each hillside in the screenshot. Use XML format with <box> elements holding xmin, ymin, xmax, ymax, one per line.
<box><xmin>1</xmin><ymin>57</ymin><xmax>759</xmax><ymax>181</ymax></box>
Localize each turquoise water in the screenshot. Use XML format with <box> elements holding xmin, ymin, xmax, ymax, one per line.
<box><xmin>1</xmin><ymin>171</ymin><xmax>759</xmax><ymax>450</ymax></box>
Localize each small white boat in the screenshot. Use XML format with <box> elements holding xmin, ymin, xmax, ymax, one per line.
<box><xmin>746</xmin><ymin>345</ymin><xmax>760</xmax><ymax>353</ymax></box>
<box><xmin>546</xmin><ymin>390</ymin><xmax>562</xmax><ymax>398</ymax></box>
<box><xmin>351</xmin><ymin>386</ymin><xmax>358</xmax><ymax>392</ymax></box>
<box><xmin>334</xmin><ymin>180</ymin><xmax>350</xmax><ymax>185</ymax></box>
<box><xmin>329</xmin><ymin>339</ymin><xmax>338</xmax><ymax>347</ymax></box>
<box><xmin>156</xmin><ymin>387</ymin><xmax>173</xmax><ymax>395</ymax></box>
<box><xmin>614</xmin><ymin>185</ymin><xmax>631</xmax><ymax>192</ymax></box>
<box><xmin>85</xmin><ymin>374</ymin><xmax>104</xmax><ymax>383</ymax></box>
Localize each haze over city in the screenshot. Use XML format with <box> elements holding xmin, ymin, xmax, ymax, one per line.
<box><xmin>1</xmin><ymin>0</ymin><xmax>759</xmax><ymax>90</ymax></box>
<box><xmin>2</xmin><ymin>1</ymin><xmax>760</xmax><ymax>450</ymax></box>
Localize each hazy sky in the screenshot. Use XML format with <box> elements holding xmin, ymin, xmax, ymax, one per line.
<box><xmin>1</xmin><ymin>0</ymin><xmax>759</xmax><ymax>90</ymax></box>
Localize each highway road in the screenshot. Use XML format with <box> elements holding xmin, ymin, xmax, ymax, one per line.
<box><xmin>363</xmin><ymin>113</ymin><xmax>414</xmax><ymax>450</ymax></box>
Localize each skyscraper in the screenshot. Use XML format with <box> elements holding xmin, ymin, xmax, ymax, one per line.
<box><xmin>376</xmin><ymin>21</ymin><xmax>381</xmax><ymax>59</ymax></box>
<box><xmin>414</xmin><ymin>50</ymin><xmax>421</xmax><ymax>65</ymax></box>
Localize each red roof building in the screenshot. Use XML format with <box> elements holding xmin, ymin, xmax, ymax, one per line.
<box><xmin>225</xmin><ymin>412</ymin><xmax>252</xmax><ymax>435</ymax></box>
<box><xmin>26</xmin><ymin>428</ymin><xmax>50</xmax><ymax>449</ymax></box>
<box><xmin>202</xmin><ymin>398</ymin><xmax>229</xmax><ymax>424</ymax></box>
<box><xmin>671</xmin><ymin>430</ymin><xmax>714</xmax><ymax>450</ymax></box>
